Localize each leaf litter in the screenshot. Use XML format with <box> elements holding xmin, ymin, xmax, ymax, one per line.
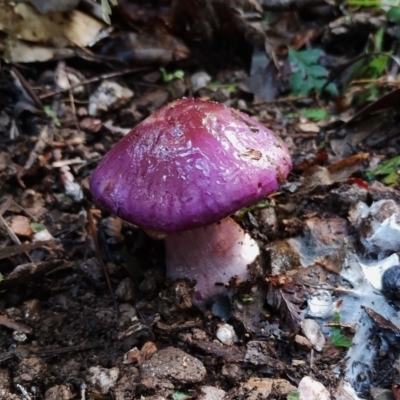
<box><xmin>1</xmin><ymin>0</ymin><xmax>400</xmax><ymax>399</ymax></box>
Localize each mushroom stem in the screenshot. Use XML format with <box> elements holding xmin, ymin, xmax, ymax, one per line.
<box><xmin>165</xmin><ymin>217</ymin><xmax>260</xmax><ymax>308</ymax></box>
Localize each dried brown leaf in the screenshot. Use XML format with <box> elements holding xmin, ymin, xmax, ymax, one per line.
<box><xmin>0</xmin><ymin>241</ymin><xmax>51</xmax><ymax>260</ymax></box>
<box><xmin>9</xmin><ymin>215</ymin><xmax>33</xmax><ymax>237</ymax></box>
<box><xmin>266</xmin><ymin>275</ymin><xmax>307</xmax><ymax>332</ymax></box>
<box><xmin>0</xmin><ymin>315</ymin><xmax>32</xmax><ymax>334</ymax></box>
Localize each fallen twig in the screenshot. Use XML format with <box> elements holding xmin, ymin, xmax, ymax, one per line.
<box><xmin>39</xmin><ymin>67</ymin><xmax>149</xmax><ymax>100</ymax></box>
<box><xmin>88</xmin><ymin>209</ymin><xmax>118</xmax><ymax>314</ymax></box>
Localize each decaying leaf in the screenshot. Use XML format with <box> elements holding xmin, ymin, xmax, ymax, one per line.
<box><xmin>4</xmin><ymin>38</ymin><xmax>75</xmax><ymax>63</ymax></box>
<box><xmin>9</xmin><ymin>215</ymin><xmax>33</xmax><ymax>237</ymax></box>
<box><xmin>367</xmin><ymin>155</ymin><xmax>400</xmax><ymax>186</ymax></box>
<box><xmin>1</xmin><ymin>260</ymin><xmax>68</xmax><ymax>287</ymax></box>
<box><xmin>0</xmin><ymin>315</ymin><xmax>32</xmax><ymax>334</ymax></box>
<box><xmin>190</xmin><ymin>340</ymin><xmax>245</xmax><ymax>363</ymax></box>
<box><xmin>0</xmin><ymin>3</ymin><xmax>105</xmax><ymax>48</ymax></box>
<box><xmin>330</xmin><ymin>88</ymin><xmax>400</xmax><ymax>157</ymax></box>
<box><xmin>0</xmin><ymin>241</ymin><xmax>51</xmax><ymax>260</ymax></box>
<box><xmin>98</xmin><ymin>32</ymin><xmax>189</xmax><ymax>65</ymax></box>
<box><xmin>363</xmin><ymin>306</ymin><xmax>400</xmax><ymax>343</ymax></box>
<box><xmin>301</xmin><ymin>153</ymin><xmax>369</xmax><ymax>189</ymax></box>
<box><xmin>266</xmin><ymin>275</ymin><xmax>307</xmax><ymax>332</ymax></box>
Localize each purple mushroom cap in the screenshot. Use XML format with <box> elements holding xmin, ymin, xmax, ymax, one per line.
<box><xmin>90</xmin><ymin>98</ymin><xmax>291</xmax><ymax>232</ymax></box>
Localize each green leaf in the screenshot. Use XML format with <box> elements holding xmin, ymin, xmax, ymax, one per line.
<box><xmin>367</xmin><ymin>155</ymin><xmax>400</xmax><ymax>186</ymax></box>
<box><xmin>287</xmin><ymin>391</ymin><xmax>300</xmax><ymax>400</ymax></box>
<box><xmin>54</xmin><ymin>193</ymin><xmax>74</xmax><ymax>205</ymax></box>
<box><xmin>374</xmin><ymin>28</ymin><xmax>385</xmax><ymax>52</ymax></box>
<box><xmin>240</xmin><ymin>294</ymin><xmax>254</xmax><ymax>303</ymax></box>
<box><xmin>308</xmin><ymin>65</ymin><xmax>329</xmax><ymax>78</ymax></box>
<box><xmin>301</xmin><ymin>108</ymin><xmax>330</xmax><ymax>122</ymax></box>
<box><xmin>347</xmin><ymin>0</ymin><xmax>400</xmax><ymax>6</ymax></box>
<box><xmin>208</xmin><ymin>80</ymin><xmax>239</xmax><ymax>94</ymax></box>
<box><xmin>236</xmin><ymin>199</ymin><xmax>270</xmax><ymax>218</ymax></box>
<box><xmin>325</xmin><ymin>82</ymin><xmax>339</xmax><ymax>97</ymax></box>
<box><xmin>330</xmin><ymin>312</ymin><xmax>352</xmax><ymax>348</ymax></box>
<box><xmin>101</xmin><ymin>0</ymin><xmax>118</xmax><ymax>24</ymax></box>
<box><xmin>160</xmin><ymin>67</ymin><xmax>185</xmax><ymax>83</ymax></box>
<box><xmin>331</xmin><ymin>327</ymin><xmax>353</xmax><ymax>348</ymax></box>
<box><xmin>288</xmin><ymin>48</ymin><xmax>337</xmax><ymax>96</ymax></box>
<box><xmin>382</xmin><ymin>170</ymin><xmax>399</xmax><ymax>185</ymax></box>
<box><xmin>368</xmin><ymin>55</ymin><xmax>388</xmax><ymax>78</ymax></box>
<box><xmin>172</xmin><ymin>392</ymin><xmax>190</xmax><ymax>400</ymax></box>
<box><xmin>43</xmin><ymin>106</ymin><xmax>61</xmax><ymax>127</ymax></box>
<box><xmin>333</xmin><ymin>312</ymin><xmax>341</xmax><ymax>323</ymax></box>
<box><xmin>30</xmin><ymin>222</ymin><xmax>46</xmax><ymax>233</ymax></box>
<box><xmin>387</xmin><ymin>7</ymin><xmax>400</xmax><ymax>20</ymax></box>
<box><xmin>346</xmin><ymin>0</ymin><xmax>380</xmax><ymax>6</ymax></box>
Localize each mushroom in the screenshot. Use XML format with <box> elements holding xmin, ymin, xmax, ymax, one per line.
<box><xmin>90</xmin><ymin>98</ymin><xmax>291</xmax><ymax>308</ymax></box>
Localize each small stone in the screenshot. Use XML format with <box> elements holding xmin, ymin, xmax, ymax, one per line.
<box><xmin>298</xmin><ymin>122</ymin><xmax>320</xmax><ymax>133</ymax></box>
<box><xmin>15</xmin><ymin>357</ymin><xmax>47</xmax><ymax>384</ymax></box>
<box><xmin>0</xmin><ymin>369</ymin><xmax>11</xmax><ymax>391</ymax></box>
<box><xmin>295</xmin><ymin>334</ymin><xmax>313</xmax><ymax>350</ymax></box>
<box><xmin>258</xmin><ymin>207</ymin><xmax>278</xmax><ymax>234</ymax></box>
<box><xmin>118</xmin><ymin>303</ymin><xmax>137</xmax><ymax>324</ymax></box>
<box><xmin>369</xmin><ymin>180</ymin><xmax>400</xmax><ymax>203</ymax></box>
<box><xmin>33</xmin><ymin>229</ymin><xmax>54</xmax><ymax>242</ymax></box>
<box><xmin>192</xmin><ymin>329</ymin><xmax>207</xmax><ymax>341</ymax></box>
<box><xmin>115</xmin><ymin>278</ymin><xmax>135</xmax><ymax>302</ymax></box>
<box><xmin>191</xmin><ymin>71</ymin><xmax>211</xmax><ymax>92</ymax></box>
<box><xmin>301</xmin><ymin>319</ymin><xmax>325</xmax><ymax>352</ymax></box>
<box><xmin>370</xmin><ymin>387</ymin><xmax>395</xmax><ymax>400</ymax></box>
<box><xmin>237</xmin><ymin>99</ymin><xmax>247</xmax><ymax>110</ymax></box>
<box><xmin>221</xmin><ymin>364</ymin><xmax>245</xmax><ymax>383</ymax></box>
<box><xmin>244</xmin><ymin>341</ymin><xmax>276</xmax><ymax>366</ymax></box>
<box><xmin>88</xmin><ymin>81</ymin><xmax>134</xmax><ymax>116</ymax></box>
<box><xmin>79</xmin><ymin>257</ymin><xmax>103</xmax><ymax>282</ymax></box>
<box><xmin>23</xmin><ymin>299</ymin><xmax>41</xmax><ymax>323</ymax></box>
<box><xmin>44</xmin><ymin>385</ymin><xmax>73</xmax><ymax>400</ymax></box>
<box><xmin>5</xmin><ymin>307</ymin><xmax>22</xmax><ymax>319</ymax></box>
<box><xmin>0</xmin><ymin>369</ymin><xmax>19</xmax><ymax>399</ymax></box>
<box><xmin>88</xmin><ymin>366</ymin><xmax>120</xmax><ymax>394</ymax></box>
<box><xmin>140</xmin><ymin>347</ymin><xmax>206</xmax><ymax>389</ymax></box>
<box><xmin>298</xmin><ymin>376</ymin><xmax>330</xmax><ymax>400</ymax></box>
<box><xmin>267</xmin><ymin>240</ymin><xmax>301</xmax><ymax>275</ymax></box>
<box><xmin>141</xmin><ymin>341</ymin><xmax>157</xmax><ymax>360</ymax></box>
<box><xmin>199</xmin><ymin>386</ymin><xmax>226</xmax><ymax>400</ymax></box>
<box><xmin>216</xmin><ymin>323</ymin><xmax>235</xmax><ymax>345</ymax></box>
<box><xmin>12</xmin><ymin>331</ymin><xmax>27</xmax><ymax>343</ymax></box>
<box><xmin>334</xmin><ymin>380</ymin><xmax>362</xmax><ymax>399</ymax></box>
<box><xmin>240</xmin><ymin>377</ymin><xmax>296</xmax><ymax>400</ymax></box>
<box><xmin>113</xmin><ymin>367</ymin><xmax>139</xmax><ymax>400</ymax></box>
<box><xmin>123</xmin><ymin>347</ymin><xmax>142</xmax><ymax>365</ymax></box>
<box><xmin>330</xmin><ymin>184</ymin><xmax>368</xmax><ymax>210</ymax></box>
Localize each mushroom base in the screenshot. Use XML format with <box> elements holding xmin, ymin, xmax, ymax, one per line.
<box><xmin>165</xmin><ymin>217</ymin><xmax>260</xmax><ymax>309</ymax></box>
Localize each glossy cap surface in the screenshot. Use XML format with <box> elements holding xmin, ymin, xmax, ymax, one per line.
<box><xmin>90</xmin><ymin>98</ymin><xmax>291</xmax><ymax>232</ymax></box>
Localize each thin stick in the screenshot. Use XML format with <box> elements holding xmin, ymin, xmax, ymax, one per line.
<box><xmin>87</xmin><ymin>209</ymin><xmax>118</xmax><ymax>314</ymax></box>
<box><xmin>40</xmin><ymin>67</ymin><xmax>149</xmax><ymax>100</ymax></box>
<box><xmin>11</xmin><ymin>66</ymin><xmax>44</xmax><ymax>109</ymax></box>
<box><xmin>0</xmin><ymin>215</ymin><xmax>21</xmax><ymax>246</ymax></box>
<box><xmin>16</xmin><ymin>384</ymin><xmax>32</xmax><ymax>400</ymax></box>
